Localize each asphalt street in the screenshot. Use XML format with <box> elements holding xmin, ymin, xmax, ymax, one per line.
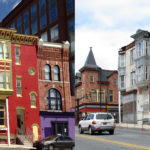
<box><xmin>75</xmin><ymin>126</ymin><xmax>150</xmax><ymax>150</ymax></box>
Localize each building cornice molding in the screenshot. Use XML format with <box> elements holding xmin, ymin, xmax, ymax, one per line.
<box><xmin>0</xmin><ymin>28</ymin><xmax>38</xmax><ymax>45</ymax></box>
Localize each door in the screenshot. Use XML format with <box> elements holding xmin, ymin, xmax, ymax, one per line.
<box><xmin>16</xmin><ymin>109</ymin><xmax>25</xmax><ymax>134</ymax></box>
<box><xmin>33</xmin><ymin>125</ymin><xmax>38</xmax><ymax>142</ymax></box>
<box><xmin>51</xmin><ymin>122</ymin><xmax>68</xmax><ymax>136</ymax></box>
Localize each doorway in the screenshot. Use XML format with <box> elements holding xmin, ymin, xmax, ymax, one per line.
<box><xmin>16</xmin><ymin>109</ymin><xmax>25</xmax><ymax>134</ymax></box>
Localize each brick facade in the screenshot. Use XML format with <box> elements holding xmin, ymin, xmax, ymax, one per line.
<box><xmin>37</xmin><ymin>41</ymin><xmax>71</xmax><ymax>112</ymax></box>
<box><xmin>37</xmin><ymin>41</ymin><xmax>75</xmax><ymax>139</ymax></box>
<box><xmin>75</xmin><ymin>49</ymin><xmax>119</xmax><ymax>123</ymax></box>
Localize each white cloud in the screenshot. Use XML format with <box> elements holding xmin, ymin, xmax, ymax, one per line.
<box><xmin>75</xmin><ymin>27</ymin><xmax>134</xmax><ymax>72</ymax></box>
<box><xmin>76</xmin><ymin>0</ymin><xmax>150</xmax><ymax>28</ymax></box>
<box><xmin>76</xmin><ymin>0</ymin><xmax>150</xmax><ymax>72</ymax></box>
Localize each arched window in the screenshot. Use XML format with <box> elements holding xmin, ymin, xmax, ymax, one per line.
<box><xmin>45</xmin><ymin>64</ymin><xmax>51</xmax><ymax>80</ymax></box>
<box><xmin>47</xmin><ymin>89</ymin><xmax>62</xmax><ymax>110</ymax></box>
<box><xmin>54</xmin><ymin>65</ymin><xmax>60</xmax><ymax>81</ymax></box>
<box><xmin>29</xmin><ymin>92</ymin><xmax>37</xmax><ymax>108</ymax></box>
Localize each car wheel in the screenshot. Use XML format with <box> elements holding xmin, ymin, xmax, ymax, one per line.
<box><xmin>88</xmin><ymin>127</ymin><xmax>93</xmax><ymax>135</ymax></box>
<box><xmin>109</xmin><ymin>130</ymin><xmax>114</xmax><ymax>135</ymax></box>
<box><xmin>79</xmin><ymin>126</ymin><xmax>83</xmax><ymax>134</ymax></box>
<box><xmin>48</xmin><ymin>145</ymin><xmax>54</xmax><ymax>150</ymax></box>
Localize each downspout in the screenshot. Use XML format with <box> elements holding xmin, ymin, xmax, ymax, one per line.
<box><xmin>6</xmin><ymin>97</ymin><xmax>10</xmax><ymax>146</ymax></box>
<box><xmin>61</xmin><ymin>44</ymin><xmax>66</xmax><ymax>112</ymax></box>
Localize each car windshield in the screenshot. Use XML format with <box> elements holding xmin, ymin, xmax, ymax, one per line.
<box><xmin>56</xmin><ymin>136</ymin><xmax>72</xmax><ymax>141</ymax></box>
<box><xmin>96</xmin><ymin>114</ymin><xmax>109</xmax><ymax>119</ymax></box>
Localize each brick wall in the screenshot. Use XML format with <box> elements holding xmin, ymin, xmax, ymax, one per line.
<box><xmin>107</xmin><ymin>72</ymin><xmax>118</xmax><ymax>104</ymax></box>
<box><xmin>37</xmin><ymin>44</ymin><xmax>71</xmax><ymax>112</ymax></box>
<box><xmin>75</xmin><ymin>70</ymin><xmax>118</xmax><ymax>106</ymax></box>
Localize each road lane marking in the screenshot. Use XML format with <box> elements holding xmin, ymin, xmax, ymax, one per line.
<box><xmin>76</xmin><ymin>134</ymin><xmax>150</xmax><ymax>150</ymax></box>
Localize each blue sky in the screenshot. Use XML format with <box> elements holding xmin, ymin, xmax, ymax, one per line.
<box><xmin>0</xmin><ymin>0</ymin><xmax>21</xmax><ymax>21</ymax></box>
<box><xmin>1</xmin><ymin>0</ymin><xmax>150</xmax><ymax>72</ymax></box>
<box><xmin>75</xmin><ymin>0</ymin><xmax>150</xmax><ymax>72</ymax></box>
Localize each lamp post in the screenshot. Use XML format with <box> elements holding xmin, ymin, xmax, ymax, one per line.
<box><xmin>99</xmin><ymin>69</ymin><xmax>101</xmax><ymax>112</ymax></box>
<box><xmin>76</xmin><ymin>98</ymin><xmax>79</xmax><ymax>124</ymax></box>
<box><xmin>6</xmin><ymin>97</ymin><xmax>10</xmax><ymax>146</ymax></box>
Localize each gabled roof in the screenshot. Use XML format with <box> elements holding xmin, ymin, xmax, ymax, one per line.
<box><xmin>98</xmin><ymin>70</ymin><xmax>114</xmax><ymax>81</ymax></box>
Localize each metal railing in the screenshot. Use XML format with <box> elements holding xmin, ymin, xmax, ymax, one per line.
<box><xmin>16</xmin><ymin>127</ymin><xmax>34</xmax><ymax>144</ymax></box>
<box><xmin>26</xmin><ymin>127</ymin><xmax>34</xmax><ymax>143</ymax></box>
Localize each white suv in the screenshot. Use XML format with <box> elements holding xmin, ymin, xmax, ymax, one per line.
<box><xmin>78</xmin><ymin>112</ymin><xmax>115</xmax><ymax>135</ymax></box>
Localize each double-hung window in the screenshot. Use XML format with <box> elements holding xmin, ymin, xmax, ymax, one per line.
<box><xmin>16</xmin><ymin>76</ymin><xmax>22</xmax><ymax>96</ymax></box>
<box><xmin>130</xmin><ymin>49</ymin><xmax>133</xmax><ymax>64</ymax></box>
<box><xmin>30</xmin><ymin>92</ymin><xmax>37</xmax><ymax>108</ymax></box>
<box><xmin>15</xmin><ymin>46</ymin><xmax>21</xmax><ymax>64</ymax></box>
<box><xmin>109</xmin><ymin>90</ymin><xmax>113</xmax><ymax>102</ymax></box>
<box><xmin>0</xmin><ymin>106</ymin><xmax>5</xmax><ymax>127</ymax></box>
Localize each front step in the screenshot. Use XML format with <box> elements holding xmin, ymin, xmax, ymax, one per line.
<box><xmin>17</xmin><ymin>135</ymin><xmax>33</xmax><ymax>146</ymax></box>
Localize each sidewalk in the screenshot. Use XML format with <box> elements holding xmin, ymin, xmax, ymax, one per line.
<box><xmin>116</xmin><ymin>123</ymin><xmax>150</xmax><ymax>130</ymax></box>
<box><xmin>0</xmin><ymin>144</ymin><xmax>35</xmax><ymax>149</ymax></box>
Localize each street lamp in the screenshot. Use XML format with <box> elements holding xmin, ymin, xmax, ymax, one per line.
<box><xmin>76</xmin><ymin>98</ymin><xmax>79</xmax><ymax>124</ymax></box>
<box><xmin>99</xmin><ymin>69</ymin><xmax>101</xmax><ymax>112</ymax></box>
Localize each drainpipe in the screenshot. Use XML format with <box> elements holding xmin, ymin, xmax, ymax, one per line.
<box><xmin>118</xmin><ymin>91</ymin><xmax>121</xmax><ymax>124</ymax></box>
<box><xmin>6</xmin><ymin>97</ymin><xmax>10</xmax><ymax>146</ymax></box>
<box><xmin>61</xmin><ymin>43</ymin><xmax>66</xmax><ymax>112</ymax></box>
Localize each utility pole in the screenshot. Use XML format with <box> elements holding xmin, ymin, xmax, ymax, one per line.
<box><xmin>6</xmin><ymin>98</ymin><xmax>10</xmax><ymax>146</ymax></box>
<box><xmin>75</xmin><ymin>94</ymin><xmax>87</xmax><ymax>124</ymax></box>
<box><xmin>118</xmin><ymin>91</ymin><xmax>121</xmax><ymax>124</ymax></box>
<box><xmin>76</xmin><ymin>98</ymin><xmax>79</xmax><ymax>124</ymax></box>
<box><xmin>99</xmin><ymin>69</ymin><xmax>101</xmax><ymax>112</ymax></box>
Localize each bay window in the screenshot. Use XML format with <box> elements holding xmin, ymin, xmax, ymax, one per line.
<box><xmin>136</xmin><ymin>40</ymin><xmax>149</xmax><ymax>58</ymax></box>
<box><xmin>119</xmin><ymin>54</ymin><xmax>125</xmax><ymax>67</ymax></box>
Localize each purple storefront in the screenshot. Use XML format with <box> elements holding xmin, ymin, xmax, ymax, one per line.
<box><xmin>40</xmin><ymin>112</ymin><xmax>75</xmax><ymax>139</ymax></box>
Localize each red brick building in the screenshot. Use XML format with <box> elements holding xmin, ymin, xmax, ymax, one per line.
<box><xmin>0</xmin><ymin>28</ymin><xmax>41</xmax><ymax>144</ymax></box>
<box><xmin>1</xmin><ymin>0</ymin><xmax>75</xmax><ymax>96</ymax></box>
<box><xmin>37</xmin><ymin>40</ymin><xmax>75</xmax><ymax>139</ymax></box>
<box><xmin>75</xmin><ymin>49</ymin><xmax>119</xmax><ymax>122</ymax></box>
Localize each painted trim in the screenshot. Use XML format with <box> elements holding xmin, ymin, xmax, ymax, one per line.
<box><xmin>38</xmin><ymin>41</ymin><xmax>63</xmax><ymax>48</ymax></box>
<box><xmin>0</xmin><ymin>104</ymin><xmax>6</xmax><ymax>128</ymax></box>
<box><xmin>28</xmin><ymin>67</ymin><xmax>36</xmax><ymax>76</ymax></box>
<box><xmin>78</xmin><ymin>105</ymin><xmax>121</xmax><ymax>110</ymax></box>
<box><xmin>29</xmin><ymin>91</ymin><xmax>37</xmax><ymax>96</ymax></box>
<box><xmin>0</xmin><ymin>135</ymin><xmax>16</xmax><ymax>139</ymax></box>
<box><xmin>16</xmin><ymin>106</ymin><xmax>25</xmax><ymax>110</ymax></box>
<box><xmin>31</xmin><ymin>123</ymin><xmax>39</xmax><ymax>128</ymax></box>
<box><xmin>29</xmin><ymin>91</ymin><xmax>37</xmax><ymax>108</ymax></box>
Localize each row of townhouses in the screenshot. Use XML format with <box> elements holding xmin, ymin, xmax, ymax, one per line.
<box><xmin>0</xmin><ymin>0</ymin><xmax>75</xmax><ymax>145</ymax></box>
<box><xmin>0</xmin><ymin>28</ymin><xmax>74</xmax><ymax>144</ymax></box>
<box><xmin>118</xmin><ymin>29</ymin><xmax>150</xmax><ymax>124</ymax></box>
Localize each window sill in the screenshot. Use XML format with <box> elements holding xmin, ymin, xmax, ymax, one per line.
<box><xmin>15</xmin><ymin>63</ymin><xmax>21</xmax><ymax>65</ymax></box>
<box><xmin>17</xmin><ymin>95</ymin><xmax>22</xmax><ymax>97</ymax></box>
<box><xmin>31</xmin><ymin>106</ymin><xmax>36</xmax><ymax>109</ymax></box>
<box><xmin>0</xmin><ymin>126</ymin><xmax>6</xmax><ymax>130</ymax></box>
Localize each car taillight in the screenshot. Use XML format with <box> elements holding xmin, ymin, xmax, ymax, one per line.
<box><xmin>92</xmin><ymin>120</ymin><xmax>96</xmax><ymax>124</ymax></box>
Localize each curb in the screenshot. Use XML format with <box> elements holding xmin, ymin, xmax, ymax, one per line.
<box><xmin>116</xmin><ymin>123</ymin><xmax>150</xmax><ymax>130</ymax></box>
<box><xmin>0</xmin><ymin>144</ymin><xmax>36</xmax><ymax>149</ymax></box>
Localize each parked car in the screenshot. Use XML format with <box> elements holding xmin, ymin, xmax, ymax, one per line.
<box><xmin>78</xmin><ymin>112</ymin><xmax>115</xmax><ymax>135</ymax></box>
<box><xmin>33</xmin><ymin>135</ymin><xmax>75</xmax><ymax>150</ymax></box>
